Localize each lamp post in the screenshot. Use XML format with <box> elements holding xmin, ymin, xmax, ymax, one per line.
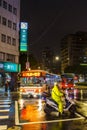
<box><xmin>55</xmin><ymin>56</ymin><xmax>59</xmax><ymax>61</ymax></box>
<box><xmin>53</xmin><ymin>56</ymin><xmax>60</xmax><ymax>74</ymax></box>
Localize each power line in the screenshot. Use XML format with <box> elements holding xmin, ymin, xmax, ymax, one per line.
<box><xmin>31</xmin><ymin>0</ymin><xmax>73</xmax><ymax>45</ymax></box>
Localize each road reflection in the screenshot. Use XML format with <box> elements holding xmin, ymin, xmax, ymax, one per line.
<box><xmin>74</xmin><ymin>89</ymin><xmax>87</xmax><ymax>101</ymax></box>
<box><xmin>18</xmin><ymin>88</ymin><xmax>86</xmax><ymax>123</ymax></box>
<box><xmin>64</xmin><ymin>88</ymin><xmax>87</xmax><ymax>101</ymax></box>
<box><xmin>20</xmin><ymin>104</ymin><xmax>45</xmax><ymax>122</ymax></box>
<box><xmin>22</xmin><ymin>123</ymin><xmax>46</xmax><ymax>130</ymax></box>
<box><xmin>22</xmin><ymin>121</ymin><xmax>64</xmax><ymax>130</ymax></box>
<box><xmin>17</xmin><ymin>87</ymin><xmax>87</xmax><ymax>130</ymax></box>
<box><xmin>18</xmin><ymin>98</ymin><xmax>46</xmax><ymax>123</ymax></box>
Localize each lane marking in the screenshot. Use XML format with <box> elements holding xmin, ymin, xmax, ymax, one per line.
<box><xmin>0</xmin><ymin>102</ymin><xmax>11</xmax><ymax>104</ymax></box>
<box><xmin>0</xmin><ymin>109</ymin><xmax>9</xmax><ymax>112</ymax></box>
<box><xmin>0</xmin><ymin>125</ymin><xmax>7</xmax><ymax>130</ymax></box>
<box><xmin>0</xmin><ymin>116</ymin><xmax>9</xmax><ymax>119</ymax></box>
<box><xmin>0</xmin><ymin>105</ymin><xmax>10</xmax><ymax>108</ymax></box>
<box><xmin>0</xmin><ymin>99</ymin><xmax>11</xmax><ymax>101</ymax></box>
<box><xmin>17</xmin><ymin>116</ymin><xmax>85</xmax><ymax>125</ymax></box>
<box><xmin>15</xmin><ymin>101</ymin><xmax>19</xmax><ymax>125</ymax></box>
<box><xmin>15</xmin><ymin>101</ymin><xmax>85</xmax><ymax>125</ymax></box>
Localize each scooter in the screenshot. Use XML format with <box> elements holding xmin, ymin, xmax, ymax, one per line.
<box><xmin>44</xmin><ymin>95</ymin><xmax>76</xmax><ymax>117</ymax></box>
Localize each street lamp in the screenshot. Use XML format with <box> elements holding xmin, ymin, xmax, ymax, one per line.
<box><xmin>55</xmin><ymin>56</ymin><xmax>59</xmax><ymax>61</ymax></box>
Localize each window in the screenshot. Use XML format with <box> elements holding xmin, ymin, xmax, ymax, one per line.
<box><xmin>8</xmin><ymin>20</ymin><xmax>12</xmax><ymax>28</ymax></box>
<box><xmin>13</xmin><ymin>7</ymin><xmax>17</xmax><ymax>15</ymax></box>
<box><xmin>8</xmin><ymin>4</ymin><xmax>12</xmax><ymax>12</ymax></box>
<box><xmin>1</xmin><ymin>34</ymin><xmax>6</xmax><ymax>43</ymax></box>
<box><xmin>13</xmin><ymin>23</ymin><xmax>16</xmax><ymax>30</ymax></box>
<box><xmin>0</xmin><ymin>0</ymin><xmax>2</xmax><ymax>6</ymax></box>
<box><xmin>0</xmin><ymin>52</ymin><xmax>5</xmax><ymax>60</ymax></box>
<box><xmin>2</xmin><ymin>17</ymin><xmax>7</xmax><ymax>26</ymax></box>
<box><xmin>7</xmin><ymin>36</ymin><xmax>11</xmax><ymax>44</ymax></box>
<box><xmin>6</xmin><ymin>54</ymin><xmax>15</xmax><ymax>62</ymax></box>
<box><xmin>0</xmin><ymin>16</ymin><xmax>1</xmax><ymax>23</ymax></box>
<box><xmin>3</xmin><ymin>0</ymin><xmax>7</xmax><ymax>9</ymax></box>
<box><xmin>12</xmin><ymin>38</ymin><xmax>16</xmax><ymax>46</ymax></box>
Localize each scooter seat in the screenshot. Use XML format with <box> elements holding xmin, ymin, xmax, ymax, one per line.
<box><xmin>46</xmin><ymin>98</ymin><xmax>58</xmax><ymax>105</ymax></box>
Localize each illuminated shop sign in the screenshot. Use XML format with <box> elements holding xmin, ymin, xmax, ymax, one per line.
<box><xmin>20</xmin><ymin>22</ymin><xmax>28</xmax><ymax>52</ymax></box>
<box><xmin>4</xmin><ymin>62</ymin><xmax>18</xmax><ymax>72</ymax></box>
<box><xmin>0</xmin><ymin>63</ymin><xmax>4</xmax><ymax>69</ymax></box>
<box><xmin>22</xmin><ymin>72</ymin><xmax>41</xmax><ymax>77</ymax></box>
<box><xmin>0</xmin><ymin>62</ymin><xmax>21</xmax><ymax>72</ymax></box>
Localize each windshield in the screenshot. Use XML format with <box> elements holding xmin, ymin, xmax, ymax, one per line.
<box><xmin>20</xmin><ymin>77</ymin><xmax>45</xmax><ymax>86</ymax></box>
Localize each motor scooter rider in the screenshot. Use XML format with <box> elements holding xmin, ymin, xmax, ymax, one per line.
<box><xmin>51</xmin><ymin>82</ymin><xmax>64</xmax><ymax>116</ymax></box>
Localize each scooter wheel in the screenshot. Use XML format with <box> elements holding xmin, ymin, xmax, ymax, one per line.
<box><xmin>69</xmin><ymin>105</ymin><xmax>76</xmax><ymax>115</ymax></box>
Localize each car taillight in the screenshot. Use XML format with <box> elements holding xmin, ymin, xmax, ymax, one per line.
<box><xmin>65</xmin><ymin>84</ymin><xmax>68</xmax><ymax>87</ymax></box>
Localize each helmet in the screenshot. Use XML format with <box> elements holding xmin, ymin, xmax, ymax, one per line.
<box><xmin>54</xmin><ymin>82</ymin><xmax>58</xmax><ymax>86</ymax></box>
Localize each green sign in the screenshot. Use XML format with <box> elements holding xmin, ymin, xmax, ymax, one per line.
<box><xmin>20</xmin><ymin>22</ymin><xmax>28</xmax><ymax>52</ymax></box>
<box><xmin>0</xmin><ymin>62</ymin><xmax>21</xmax><ymax>72</ymax></box>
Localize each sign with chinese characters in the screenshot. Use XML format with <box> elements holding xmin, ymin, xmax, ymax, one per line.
<box><xmin>0</xmin><ymin>62</ymin><xmax>21</xmax><ymax>72</ymax></box>
<box><xmin>0</xmin><ymin>63</ymin><xmax>4</xmax><ymax>69</ymax></box>
<box><xmin>20</xmin><ymin>22</ymin><xmax>28</xmax><ymax>52</ymax></box>
<box><xmin>22</xmin><ymin>72</ymin><xmax>41</xmax><ymax>77</ymax></box>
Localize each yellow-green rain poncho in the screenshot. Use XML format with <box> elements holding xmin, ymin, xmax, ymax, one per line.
<box><xmin>51</xmin><ymin>85</ymin><xmax>64</xmax><ymax>114</ymax></box>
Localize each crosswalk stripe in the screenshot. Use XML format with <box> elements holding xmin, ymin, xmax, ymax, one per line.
<box><xmin>0</xmin><ymin>109</ymin><xmax>9</xmax><ymax>112</ymax></box>
<box><xmin>0</xmin><ymin>115</ymin><xmax>9</xmax><ymax>119</ymax></box>
<box><xmin>0</xmin><ymin>105</ymin><xmax>10</xmax><ymax>107</ymax></box>
<box><xmin>0</xmin><ymin>97</ymin><xmax>11</xmax><ymax>128</ymax></box>
<box><xmin>0</xmin><ymin>125</ymin><xmax>7</xmax><ymax>130</ymax></box>
<box><xmin>0</xmin><ymin>102</ymin><xmax>11</xmax><ymax>104</ymax></box>
<box><xmin>0</xmin><ymin>99</ymin><xmax>11</xmax><ymax>101</ymax></box>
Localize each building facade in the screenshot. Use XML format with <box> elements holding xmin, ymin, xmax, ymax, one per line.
<box><xmin>0</xmin><ymin>0</ymin><xmax>20</xmax><ymax>88</ymax></box>
<box><xmin>0</xmin><ymin>0</ymin><xmax>20</xmax><ymax>63</ymax></box>
<box><xmin>60</xmin><ymin>31</ymin><xmax>87</xmax><ymax>73</ymax></box>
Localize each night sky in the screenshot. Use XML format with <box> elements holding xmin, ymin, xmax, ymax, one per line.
<box><xmin>21</xmin><ymin>0</ymin><xmax>87</xmax><ymax>60</ymax></box>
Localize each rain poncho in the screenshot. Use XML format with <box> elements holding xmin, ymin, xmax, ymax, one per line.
<box><xmin>51</xmin><ymin>85</ymin><xmax>64</xmax><ymax>114</ymax></box>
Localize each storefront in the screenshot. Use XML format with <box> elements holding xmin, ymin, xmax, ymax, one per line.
<box><xmin>0</xmin><ymin>61</ymin><xmax>21</xmax><ymax>90</ymax></box>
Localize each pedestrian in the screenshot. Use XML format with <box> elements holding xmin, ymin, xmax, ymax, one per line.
<box><xmin>5</xmin><ymin>81</ymin><xmax>9</xmax><ymax>92</ymax></box>
<box><xmin>9</xmin><ymin>78</ymin><xmax>15</xmax><ymax>92</ymax></box>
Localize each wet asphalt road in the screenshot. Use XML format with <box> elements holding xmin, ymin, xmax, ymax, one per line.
<box><xmin>0</xmin><ymin>87</ymin><xmax>87</xmax><ymax>130</ymax></box>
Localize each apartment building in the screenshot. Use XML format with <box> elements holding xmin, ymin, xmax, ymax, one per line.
<box><xmin>60</xmin><ymin>31</ymin><xmax>87</xmax><ymax>73</ymax></box>
<box><xmin>0</xmin><ymin>0</ymin><xmax>20</xmax><ymax>63</ymax></box>
<box><xmin>0</xmin><ymin>0</ymin><xmax>20</xmax><ymax>87</ymax></box>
